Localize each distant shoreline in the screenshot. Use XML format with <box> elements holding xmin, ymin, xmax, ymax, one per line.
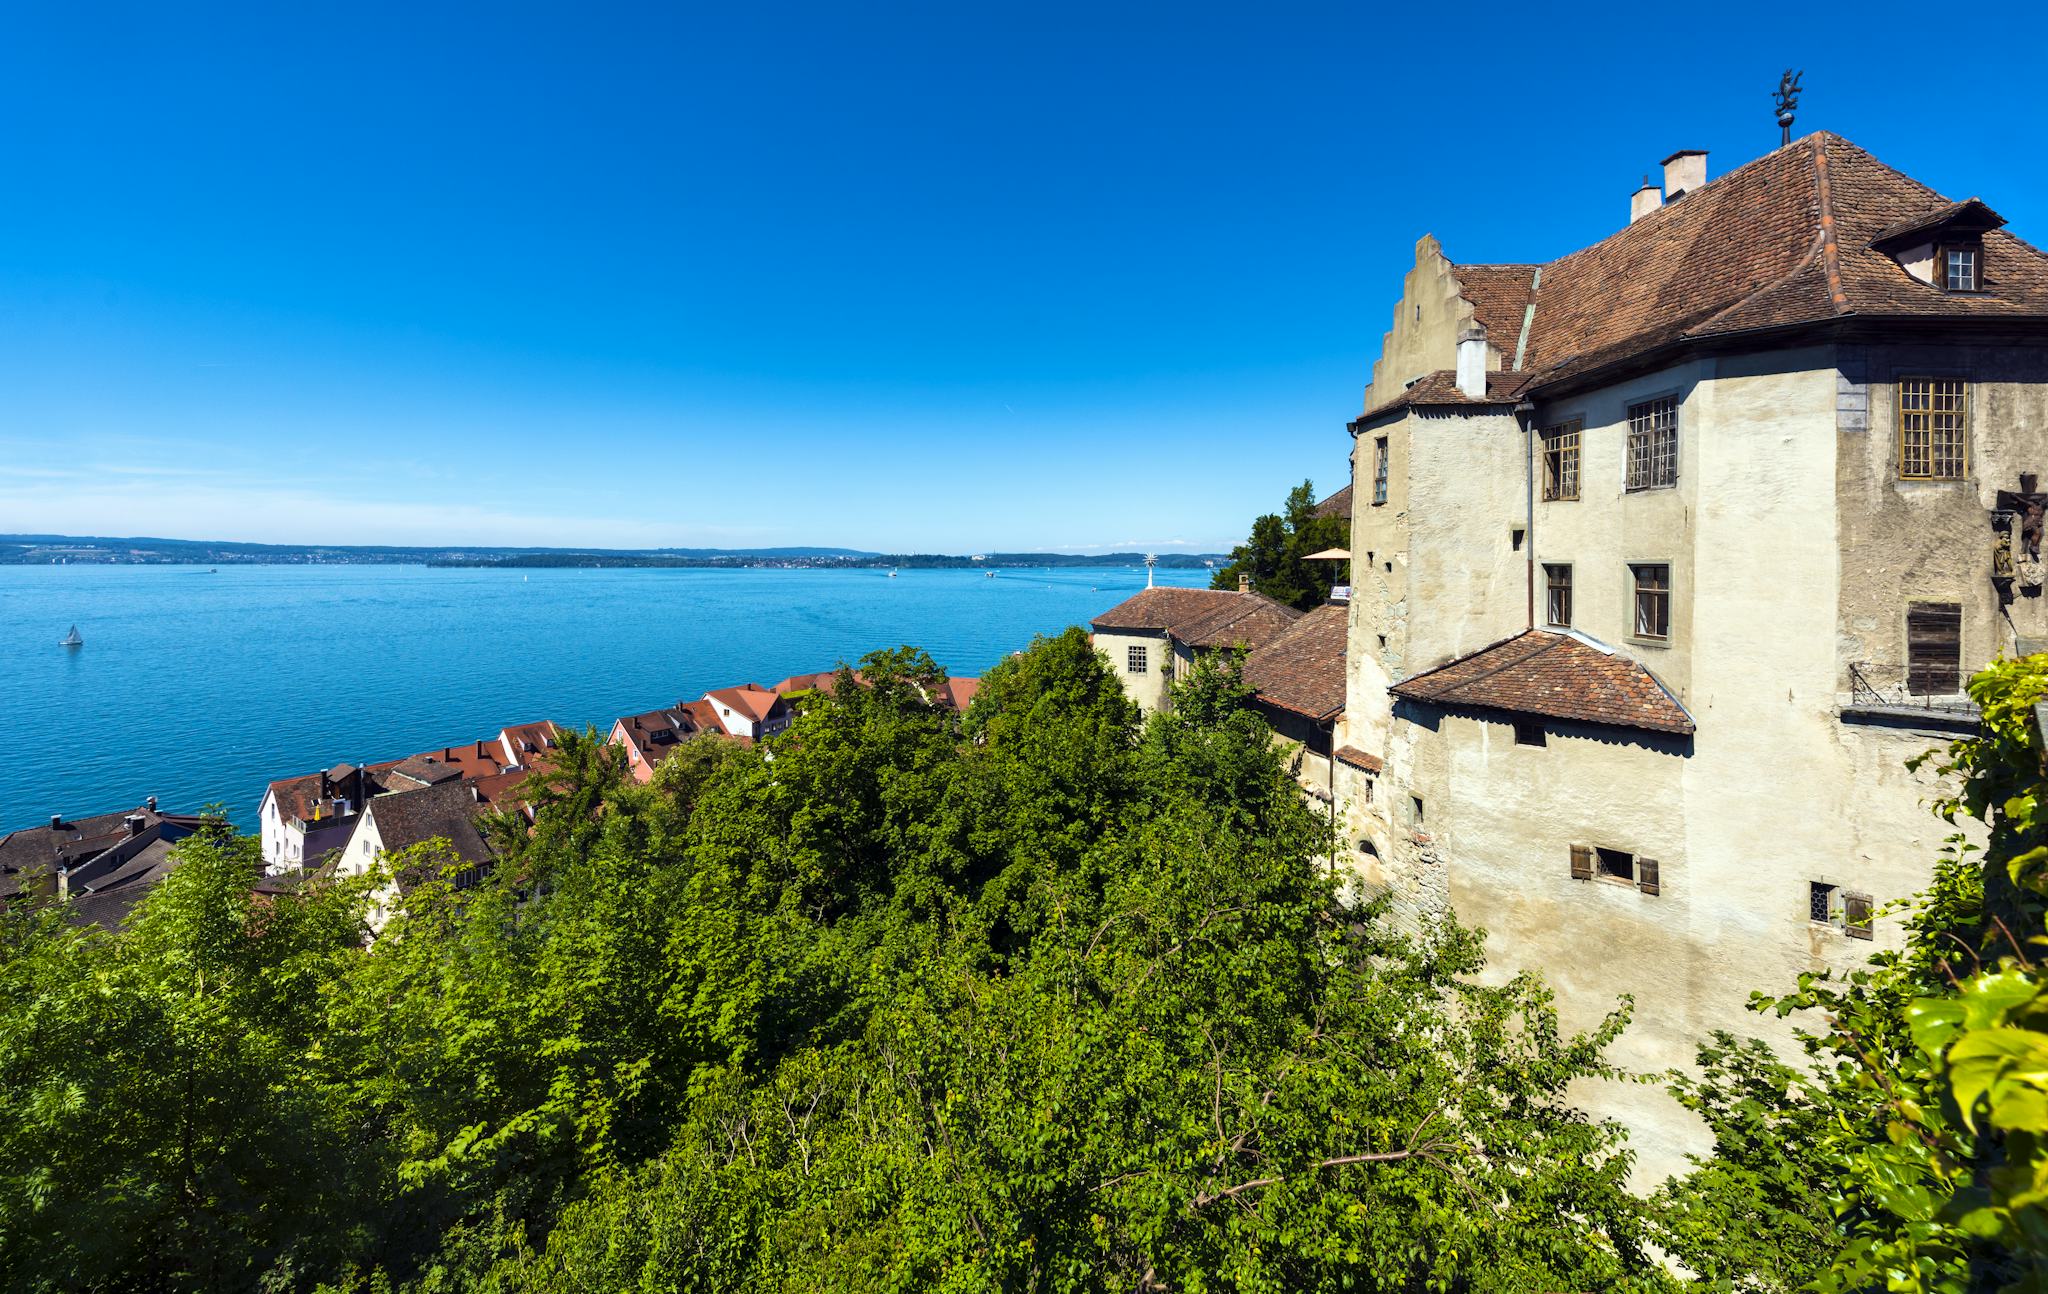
<box><xmin>0</xmin><ymin>533</ymin><xmax>1227</xmax><ymax>571</ymax></box>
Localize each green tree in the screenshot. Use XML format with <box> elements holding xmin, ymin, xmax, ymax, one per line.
<box><xmin>1211</xmin><ymin>480</ymin><xmax>1349</xmax><ymax>610</ymax></box>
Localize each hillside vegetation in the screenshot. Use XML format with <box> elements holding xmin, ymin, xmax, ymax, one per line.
<box><xmin>8</xmin><ymin>632</ymin><xmax>2048</xmax><ymax>1291</ymax></box>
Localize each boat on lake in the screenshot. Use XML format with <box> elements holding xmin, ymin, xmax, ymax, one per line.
<box><xmin>60</xmin><ymin>625</ymin><xmax>83</xmax><ymax>648</ymax></box>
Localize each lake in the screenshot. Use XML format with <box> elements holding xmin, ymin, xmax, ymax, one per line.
<box><xmin>0</xmin><ymin>563</ymin><xmax>1211</xmax><ymax>829</ymax></box>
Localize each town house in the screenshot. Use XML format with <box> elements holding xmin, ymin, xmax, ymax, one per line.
<box><xmin>1090</xmin><ymin>584</ymin><xmax>1301</xmax><ymax>714</ymax></box>
<box><xmin>1328</xmin><ymin>131</ymin><xmax>2048</xmax><ymax>1178</ymax></box>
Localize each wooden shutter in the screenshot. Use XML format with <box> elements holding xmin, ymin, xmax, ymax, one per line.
<box><xmin>1844</xmin><ymin>893</ymin><xmax>1875</xmax><ymax>940</ymax></box>
<box><xmin>1906</xmin><ymin>604</ymin><xmax>1962</xmax><ymax>695</ymax></box>
<box><xmin>1636</xmin><ymin>857</ymin><xmax>1660</xmax><ymax>896</ymax></box>
<box><xmin>1570</xmin><ymin>845</ymin><xmax>1593</xmax><ymax>880</ymax></box>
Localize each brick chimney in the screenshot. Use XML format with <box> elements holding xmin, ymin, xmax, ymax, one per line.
<box><xmin>1662</xmin><ymin>149</ymin><xmax>1707</xmax><ymax>200</ymax></box>
<box><xmin>1455</xmin><ymin>328</ymin><xmax>1488</xmax><ymax>398</ymax></box>
<box><xmin>1239</xmin><ymin>573</ymin><xmax>1251</xmax><ymax>594</ymax></box>
<box><xmin>1630</xmin><ymin>176</ymin><xmax>1663</xmax><ymax>223</ymax></box>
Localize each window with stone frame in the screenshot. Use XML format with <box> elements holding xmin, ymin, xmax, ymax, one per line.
<box><xmin>1126</xmin><ymin>644</ymin><xmax>1148</xmax><ymax>675</ymax></box>
<box><xmin>1541</xmin><ymin>420</ymin><xmax>1581</xmax><ymax>501</ymax></box>
<box><xmin>1898</xmin><ymin>378</ymin><xmax>1967</xmax><ymax>480</ymax></box>
<box><xmin>1905</xmin><ymin>602</ymin><xmax>1962</xmax><ymax>696</ymax></box>
<box><xmin>1544</xmin><ymin>563</ymin><xmax>1573</xmax><ymax>628</ymax></box>
<box><xmin>1372</xmin><ymin>436</ymin><xmax>1389</xmax><ymax>505</ymax></box>
<box><xmin>1625</xmin><ymin>397</ymin><xmax>1679</xmax><ymax>491</ymax></box>
<box><xmin>1631</xmin><ymin>563</ymin><xmax>1671</xmax><ymax>641</ymax></box>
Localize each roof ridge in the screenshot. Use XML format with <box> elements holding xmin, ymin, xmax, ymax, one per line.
<box><xmin>1810</xmin><ymin>134</ymin><xmax>1852</xmax><ymax>314</ymax></box>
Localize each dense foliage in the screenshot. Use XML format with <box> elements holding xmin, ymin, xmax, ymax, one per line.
<box><xmin>1210</xmin><ymin>480</ymin><xmax>1349</xmax><ymax>610</ymax></box>
<box><xmin>0</xmin><ymin>631</ymin><xmax>1666</xmax><ymax>1292</ymax></box>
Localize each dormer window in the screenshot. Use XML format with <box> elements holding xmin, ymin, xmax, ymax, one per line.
<box><xmin>1943</xmin><ymin>245</ymin><xmax>1980</xmax><ymax>292</ymax></box>
<box><xmin>1869</xmin><ymin>197</ymin><xmax>2006</xmax><ymax>292</ymax></box>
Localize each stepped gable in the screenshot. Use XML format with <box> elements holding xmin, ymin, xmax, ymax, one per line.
<box><xmin>1389</xmin><ymin>629</ymin><xmax>1695</xmax><ymax>736</ymax></box>
<box><xmin>1243</xmin><ymin>603</ymin><xmax>1348</xmax><ymax>720</ymax></box>
<box><xmin>1091</xmin><ymin>587</ymin><xmax>1302</xmax><ymax>651</ymax></box>
<box><xmin>1420</xmin><ymin>133</ymin><xmax>2048</xmax><ymax>399</ymax></box>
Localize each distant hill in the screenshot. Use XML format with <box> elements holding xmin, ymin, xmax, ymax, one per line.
<box><xmin>0</xmin><ymin>534</ymin><xmax>1225</xmax><ymax>570</ymax></box>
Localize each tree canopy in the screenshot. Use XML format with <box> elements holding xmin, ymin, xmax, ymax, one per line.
<box><xmin>0</xmin><ymin>632</ymin><xmax>1663</xmax><ymax>1292</ymax></box>
<box><xmin>1209</xmin><ymin>480</ymin><xmax>1349</xmax><ymax>611</ymax></box>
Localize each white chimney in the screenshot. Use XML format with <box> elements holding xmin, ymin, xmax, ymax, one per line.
<box><xmin>1661</xmin><ymin>149</ymin><xmax>1707</xmax><ymax>201</ymax></box>
<box><xmin>1630</xmin><ymin>177</ymin><xmax>1662</xmax><ymax>224</ymax></box>
<box><xmin>1455</xmin><ymin>327</ymin><xmax>1488</xmax><ymax>398</ymax></box>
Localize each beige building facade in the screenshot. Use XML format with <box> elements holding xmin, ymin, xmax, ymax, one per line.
<box><xmin>1330</xmin><ymin>132</ymin><xmax>2048</xmax><ymax>1180</ymax></box>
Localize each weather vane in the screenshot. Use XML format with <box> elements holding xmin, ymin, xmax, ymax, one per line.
<box><xmin>1775</xmin><ymin>69</ymin><xmax>1803</xmax><ymax>145</ymax></box>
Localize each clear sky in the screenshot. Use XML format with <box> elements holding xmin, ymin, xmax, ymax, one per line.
<box><xmin>3</xmin><ymin>1</ymin><xmax>2044</xmax><ymax>554</ymax></box>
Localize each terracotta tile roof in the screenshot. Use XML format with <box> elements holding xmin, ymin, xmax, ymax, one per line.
<box><xmin>772</xmin><ymin>670</ymin><xmax>844</xmax><ymax>695</ymax></box>
<box><xmin>1334</xmin><ymin>746</ymin><xmax>1382</xmax><ymax>773</ymax></box>
<box><xmin>1446</xmin><ymin>133</ymin><xmax>2048</xmax><ymax>396</ymax></box>
<box><xmin>1243</xmin><ymin>603</ymin><xmax>1348</xmax><ymax>720</ymax></box>
<box><xmin>1092</xmin><ymin>587</ymin><xmax>1302</xmax><ymax>651</ymax></box>
<box><xmin>1360</xmin><ymin>369</ymin><xmax>1532</xmax><ymax>420</ymax></box>
<box><xmin>1389</xmin><ymin>629</ymin><xmax>1695</xmax><ymax>735</ymax></box>
<box><xmin>1452</xmin><ymin>264</ymin><xmax>1540</xmax><ymax>359</ymax></box>
<box><xmin>613</xmin><ymin>704</ymin><xmax>709</xmax><ymax>771</ymax></box>
<box><xmin>1313</xmin><ymin>484</ymin><xmax>1353</xmax><ymax>520</ymax></box>
<box><xmin>706</xmin><ymin>684</ymin><xmax>787</xmax><ymax>726</ymax></box>
<box><xmin>498</xmin><ymin>720</ymin><xmax>560</xmax><ymax>764</ymax></box>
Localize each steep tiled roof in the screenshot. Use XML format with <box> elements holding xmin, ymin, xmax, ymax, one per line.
<box><xmin>1313</xmin><ymin>484</ymin><xmax>1353</xmax><ymax>520</ymax></box>
<box><xmin>369</xmin><ymin>783</ymin><xmax>492</xmax><ymax>869</ymax></box>
<box><xmin>707</xmin><ymin>685</ymin><xmax>786</xmax><ymax>725</ymax></box>
<box><xmin>1389</xmin><ymin>629</ymin><xmax>1694</xmax><ymax>735</ymax></box>
<box><xmin>1452</xmin><ymin>264</ymin><xmax>1540</xmax><ymax>358</ymax></box>
<box><xmin>386</xmin><ymin>753</ymin><xmax>467</xmax><ymax>789</ymax></box>
<box><xmin>1243</xmin><ymin>604</ymin><xmax>1348</xmax><ymax>720</ymax></box>
<box><xmin>1421</xmin><ymin>134</ymin><xmax>2048</xmax><ymax>399</ymax></box>
<box><xmin>1092</xmin><ymin>588</ymin><xmax>1302</xmax><ymax>651</ymax></box>
<box><xmin>1361</xmin><ymin>369</ymin><xmax>1532</xmax><ymax>420</ymax></box>
<box><xmin>498</xmin><ymin>720</ymin><xmax>560</xmax><ymax>763</ymax></box>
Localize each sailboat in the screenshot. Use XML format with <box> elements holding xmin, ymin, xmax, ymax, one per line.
<box><xmin>59</xmin><ymin>625</ymin><xmax>83</xmax><ymax>648</ymax></box>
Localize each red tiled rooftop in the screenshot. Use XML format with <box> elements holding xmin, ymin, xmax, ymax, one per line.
<box><xmin>1243</xmin><ymin>604</ymin><xmax>1347</xmax><ymax>721</ymax></box>
<box><xmin>1389</xmin><ymin>629</ymin><xmax>1694</xmax><ymax>736</ymax></box>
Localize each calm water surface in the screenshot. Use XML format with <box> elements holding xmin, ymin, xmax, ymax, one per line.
<box><xmin>0</xmin><ymin>564</ymin><xmax>1209</xmax><ymax>828</ymax></box>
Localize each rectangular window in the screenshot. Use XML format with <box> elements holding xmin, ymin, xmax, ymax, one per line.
<box><xmin>1625</xmin><ymin>397</ymin><xmax>1678</xmax><ymax>491</ymax></box>
<box><xmin>1541</xmin><ymin>421</ymin><xmax>1581</xmax><ymax>501</ymax></box>
<box><xmin>1899</xmin><ymin>378</ymin><xmax>1967</xmax><ymax>480</ymax></box>
<box><xmin>1126</xmin><ymin>644</ymin><xmax>1148</xmax><ymax>675</ymax></box>
<box><xmin>1809</xmin><ymin>880</ymin><xmax>1838</xmax><ymax>924</ymax></box>
<box><xmin>1596</xmin><ymin>847</ymin><xmax>1634</xmax><ymax>881</ymax></box>
<box><xmin>1372</xmin><ymin>437</ymin><xmax>1389</xmax><ymax>505</ymax></box>
<box><xmin>1544</xmin><ymin>563</ymin><xmax>1573</xmax><ymax>628</ymax></box>
<box><xmin>1945</xmin><ymin>247</ymin><xmax>1979</xmax><ymax>292</ymax></box>
<box><xmin>1906</xmin><ymin>602</ymin><xmax>1962</xmax><ymax>695</ymax></box>
<box><xmin>1513</xmin><ymin>719</ymin><xmax>1546</xmax><ymax>746</ymax></box>
<box><xmin>1631</xmin><ymin>563</ymin><xmax>1671</xmax><ymax>641</ymax></box>
<box><xmin>1571</xmin><ymin>846</ymin><xmax>1660</xmax><ymax>895</ymax></box>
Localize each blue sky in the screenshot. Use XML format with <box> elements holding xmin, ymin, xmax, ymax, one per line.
<box><xmin>3</xmin><ymin>1</ymin><xmax>2044</xmax><ymax>553</ymax></box>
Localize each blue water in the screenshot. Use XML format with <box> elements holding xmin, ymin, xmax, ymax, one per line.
<box><xmin>0</xmin><ymin>564</ymin><xmax>1210</xmax><ymax>829</ymax></box>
